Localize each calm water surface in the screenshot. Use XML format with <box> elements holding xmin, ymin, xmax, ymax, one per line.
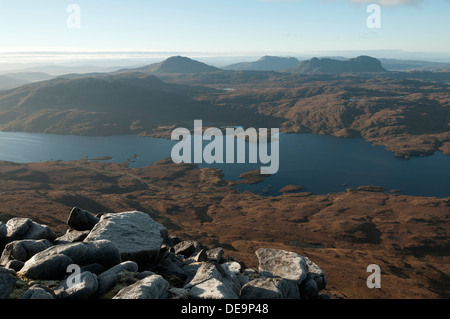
<box><xmin>0</xmin><ymin>131</ymin><xmax>449</xmax><ymax>197</ymax></box>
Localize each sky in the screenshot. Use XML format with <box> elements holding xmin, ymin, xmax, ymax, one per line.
<box><xmin>0</xmin><ymin>0</ymin><xmax>449</xmax><ymax>60</ymax></box>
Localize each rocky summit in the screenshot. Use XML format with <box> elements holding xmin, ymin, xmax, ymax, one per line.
<box><xmin>0</xmin><ymin>207</ymin><xmax>329</xmax><ymax>300</ymax></box>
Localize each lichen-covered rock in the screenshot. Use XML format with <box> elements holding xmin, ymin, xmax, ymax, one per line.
<box><xmin>186</xmin><ymin>263</ymin><xmax>239</xmax><ymax>299</ymax></box>
<box><xmin>256</xmin><ymin>248</ymin><xmax>307</xmax><ymax>285</ymax></box>
<box><xmin>0</xmin><ymin>239</ymin><xmax>52</xmax><ymax>266</ymax></box>
<box><xmin>113</xmin><ymin>274</ymin><xmax>170</xmax><ymax>299</ymax></box>
<box><xmin>84</xmin><ymin>211</ymin><xmax>167</xmax><ymax>267</ymax></box>
<box><xmin>55</xmin><ymin>271</ymin><xmax>99</xmax><ymax>299</ymax></box>
<box><xmin>206</xmin><ymin>247</ymin><xmax>224</xmax><ymax>262</ymax></box>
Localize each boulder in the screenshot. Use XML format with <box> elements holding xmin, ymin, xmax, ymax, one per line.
<box><xmin>23</xmin><ymin>222</ymin><xmax>56</xmax><ymax>242</ymax></box>
<box><xmin>240</xmin><ymin>277</ymin><xmax>300</xmax><ymax>299</ymax></box>
<box><xmin>67</xmin><ymin>207</ymin><xmax>100</xmax><ymax>231</ymax></box>
<box><xmin>95</xmin><ymin>261</ymin><xmax>139</xmax><ymax>297</ymax></box>
<box><xmin>5</xmin><ymin>218</ymin><xmax>55</xmax><ymax>243</ymax></box>
<box><xmin>299</xmin><ymin>277</ymin><xmax>320</xmax><ymax>299</ymax></box>
<box><xmin>113</xmin><ymin>274</ymin><xmax>170</xmax><ymax>299</ymax></box>
<box><xmin>0</xmin><ymin>239</ymin><xmax>52</xmax><ymax>265</ymax></box>
<box><xmin>173</xmin><ymin>240</ymin><xmax>203</xmax><ymax>257</ymax></box>
<box><xmin>5</xmin><ymin>218</ymin><xmax>33</xmax><ymax>242</ymax></box>
<box><xmin>0</xmin><ymin>269</ymin><xmax>16</xmax><ymax>299</ymax></box>
<box><xmin>84</xmin><ymin>212</ymin><xmax>167</xmax><ymax>267</ymax></box>
<box><xmin>19</xmin><ymin>253</ymin><xmax>74</xmax><ymax>280</ymax></box>
<box><xmin>18</xmin><ymin>240</ymin><xmax>121</xmax><ymax>280</ymax></box>
<box><xmin>186</xmin><ymin>263</ymin><xmax>239</xmax><ymax>299</ymax></box>
<box><xmin>21</xmin><ymin>285</ymin><xmax>56</xmax><ymax>299</ymax></box>
<box><xmin>255</xmin><ymin>248</ymin><xmax>307</xmax><ymax>285</ymax></box>
<box><xmin>206</xmin><ymin>247</ymin><xmax>224</xmax><ymax>262</ymax></box>
<box><xmin>221</xmin><ymin>261</ymin><xmax>242</xmax><ymax>275</ymax></box>
<box><xmin>53</xmin><ymin>230</ymin><xmax>90</xmax><ymax>245</ymax></box>
<box><xmin>304</xmin><ymin>256</ymin><xmax>326</xmax><ymax>290</ymax></box>
<box><xmin>55</xmin><ymin>271</ymin><xmax>99</xmax><ymax>299</ymax></box>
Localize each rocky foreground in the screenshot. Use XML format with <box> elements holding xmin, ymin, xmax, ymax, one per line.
<box><xmin>0</xmin><ymin>207</ymin><xmax>328</xmax><ymax>300</ymax></box>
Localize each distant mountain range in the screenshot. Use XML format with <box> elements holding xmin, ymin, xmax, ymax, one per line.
<box><xmin>0</xmin><ymin>55</ymin><xmax>448</xmax><ymax>158</ymax></box>
<box><xmin>223</xmin><ymin>56</ymin><xmax>300</xmax><ymax>71</ymax></box>
<box><xmin>289</xmin><ymin>56</ymin><xmax>387</xmax><ymax>74</ymax></box>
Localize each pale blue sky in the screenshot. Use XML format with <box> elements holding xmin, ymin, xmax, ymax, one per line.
<box><xmin>0</xmin><ymin>0</ymin><xmax>449</xmax><ymax>54</ymax></box>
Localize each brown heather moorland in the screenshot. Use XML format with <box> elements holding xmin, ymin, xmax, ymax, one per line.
<box><xmin>0</xmin><ymin>159</ymin><xmax>448</xmax><ymax>299</ymax></box>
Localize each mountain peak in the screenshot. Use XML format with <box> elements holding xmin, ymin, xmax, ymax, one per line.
<box><xmin>291</xmin><ymin>55</ymin><xmax>387</xmax><ymax>74</ymax></box>
<box><xmin>137</xmin><ymin>56</ymin><xmax>221</xmax><ymax>74</ymax></box>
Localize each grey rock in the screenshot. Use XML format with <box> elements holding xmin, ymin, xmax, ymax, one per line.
<box><xmin>84</xmin><ymin>211</ymin><xmax>167</xmax><ymax>267</ymax></box>
<box><xmin>174</xmin><ymin>240</ymin><xmax>203</xmax><ymax>257</ymax></box>
<box><xmin>299</xmin><ymin>277</ymin><xmax>319</xmax><ymax>299</ymax></box>
<box><xmin>182</xmin><ymin>262</ymin><xmax>203</xmax><ymax>283</ymax></box>
<box><xmin>0</xmin><ymin>239</ymin><xmax>52</xmax><ymax>265</ymax></box>
<box><xmin>0</xmin><ymin>271</ymin><xmax>16</xmax><ymax>299</ymax></box>
<box><xmin>95</xmin><ymin>261</ymin><xmax>139</xmax><ymax>297</ymax></box>
<box><xmin>221</xmin><ymin>261</ymin><xmax>242</xmax><ymax>275</ymax></box>
<box><xmin>190</xmin><ymin>249</ymin><xmax>207</xmax><ymax>262</ymax></box>
<box><xmin>53</xmin><ymin>229</ymin><xmax>90</xmax><ymax>245</ymax></box>
<box><xmin>5</xmin><ymin>218</ymin><xmax>33</xmax><ymax>242</ymax></box>
<box><xmin>5</xmin><ymin>260</ymin><xmax>24</xmax><ymax>271</ymax></box>
<box><xmin>5</xmin><ymin>218</ymin><xmax>56</xmax><ymax>243</ymax></box>
<box><xmin>187</xmin><ymin>263</ymin><xmax>239</xmax><ymax>299</ymax></box>
<box><xmin>18</xmin><ymin>240</ymin><xmax>120</xmax><ymax>280</ymax></box>
<box><xmin>169</xmin><ymin>287</ymin><xmax>190</xmax><ymax>299</ymax></box>
<box><xmin>83</xmin><ymin>240</ymin><xmax>122</xmax><ymax>268</ymax></box>
<box><xmin>55</xmin><ymin>271</ymin><xmax>99</xmax><ymax>299</ymax></box>
<box><xmin>304</xmin><ymin>256</ymin><xmax>326</xmax><ymax>290</ymax></box>
<box><xmin>240</xmin><ymin>277</ymin><xmax>300</xmax><ymax>299</ymax></box>
<box><xmin>256</xmin><ymin>248</ymin><xmax>307</xmax><ymax>284</ymax></box>
<box><xmin>67</xmin><ymin>207</ymin><xmax>100</xmax><ymax>231</ymax></box>
<box><xmin>22</xmin><ymin>285</ymin><xmax>56</xmax><ymax>299</ymax></box>
<box><xmin>206</xmin><ymin>247</ymin><xmax>224</xmax><ymax>262</ymax></box>
<box><xmin>157</xmin><ymin>253</ymin><xmax>187</xmax><ymax>281</ymax></box>
<box><xmin>24</xmin><ymin>222</ymin><xmax>56</xmax><ymax>241</ymax></box>
<box><xmin>19</xmin><ymin>253</ymin><xmax>74</xmax><ymax>280</ymax></box>
<box><xmin>113</xmin><ymin>274</ymin><xmax>170</xmax><ymax>299</ymax></box>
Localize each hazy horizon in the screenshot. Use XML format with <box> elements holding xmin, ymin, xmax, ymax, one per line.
<box><xmin>1</xmin><ymin>0</ymin><xmax>449</xmax><ymax>70</ymax></box>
